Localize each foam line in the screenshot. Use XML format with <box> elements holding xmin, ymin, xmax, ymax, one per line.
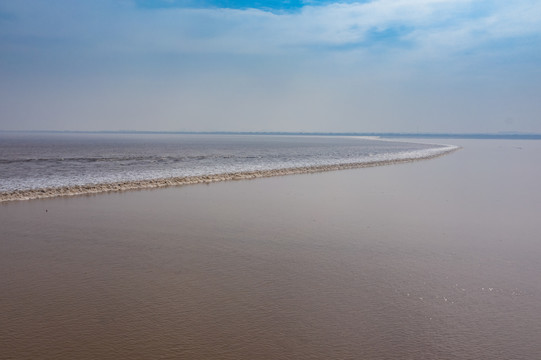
<box><xmin>0</xmin><ymin>145</ymin><xmax>459</xmax><ymax>203</ymax></box>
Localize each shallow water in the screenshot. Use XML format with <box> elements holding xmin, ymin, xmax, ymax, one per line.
<box><xmin>1</xmin><ymin>139</ymin><xmax>540</xmax><ymax>359</ymax></box>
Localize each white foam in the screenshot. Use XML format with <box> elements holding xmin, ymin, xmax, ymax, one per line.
<box><xmin>0</xmin><ymin>145</ymin><xmax>459</xmax><ymax>203</ymax></box>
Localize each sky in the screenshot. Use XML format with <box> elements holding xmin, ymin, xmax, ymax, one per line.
<box><xmin>0</xmin><ymin>0</ymin><xmax>540</xmax><ymax>133</ymax></box>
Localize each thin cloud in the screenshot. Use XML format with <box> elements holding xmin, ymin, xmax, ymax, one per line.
<box><xmin>0</xmin><ymin>0</ymin><xmax>540</xmax><ymax>132</ymax></box>
<box><xmin>2</xmin><ymin>0</ymin><xmax>539</xmax><ymax>58</ymax></box>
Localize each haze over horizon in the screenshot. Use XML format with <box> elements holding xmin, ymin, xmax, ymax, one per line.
<box><xmin>1</xmin><ymin>0</ymin><xmax>540</xmax><ymax>133</ymax></box>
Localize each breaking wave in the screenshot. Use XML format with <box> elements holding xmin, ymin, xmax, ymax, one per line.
<box><xmin>1</xmin><ymin>145</ymin><xmax>459</xmax><ymax>202</ymax></box>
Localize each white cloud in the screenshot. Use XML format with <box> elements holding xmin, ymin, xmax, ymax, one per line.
<box><xmin>1</xmin><ymin>0</ymin><xmax>540</xmax><ymax>132</ymax></box>
<box><xmin>2</xmin><ymin>0</ymin><xmax>540</xmax><ymax>59</ymax></box>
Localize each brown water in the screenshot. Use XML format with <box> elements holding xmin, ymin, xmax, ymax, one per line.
<box><xmin>1</xmin><ymin>140</ymin><xmax>540</xmax><ymax>359</ymax></box>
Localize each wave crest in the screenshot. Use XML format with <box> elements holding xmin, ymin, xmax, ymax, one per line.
<box><xmin>0</xmin><ymin>146</ymin><xmax>459</xmax><ymax>203</ymax></box>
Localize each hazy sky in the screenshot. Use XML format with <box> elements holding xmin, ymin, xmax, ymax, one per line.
<box><xmin>1</xmin><ymin>0</ymin><xmax>540</xmax><ymax>132</ymax></box>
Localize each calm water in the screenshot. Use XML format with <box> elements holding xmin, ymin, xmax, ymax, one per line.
<box><xmin>1</xmin><ymin>139</ymin><xmax>540</xmax><ymax>359</ymax></box>
<box><xmin>0</xmin><ymin>133</ymin><xmax>453</xmax><ymax>192</ymax></box>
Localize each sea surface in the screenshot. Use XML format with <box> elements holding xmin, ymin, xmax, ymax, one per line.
<box><xmin>1</xmin><ymin>139</ymin><xmax>540</xmax><ymax>359</ymax></box>
<box><xmin>0</xmin><ymin>133</ymin><xmax>455</xmax><ymax>194</ymax></box>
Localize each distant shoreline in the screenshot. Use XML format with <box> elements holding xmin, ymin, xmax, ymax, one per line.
<box><xmin>0</xmin><ymin>146</ymin><xmax>459</xmax><ymax>203</ymax></box>
<box><xmin>1</xmin><ymin>130</ymin><xmax>541</xmax><ymax>140</ymax></box>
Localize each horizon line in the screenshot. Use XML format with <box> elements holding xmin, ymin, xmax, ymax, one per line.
<box><xmin>2</xmin><ymin>130</ymin><xmax>541</xmax><ymax>139</ymax></box>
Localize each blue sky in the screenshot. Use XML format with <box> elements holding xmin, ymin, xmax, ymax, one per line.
<box><xmin>1</xmin><ymin>0</ymin><xmax>540</xmax><ymax>132</ymax></box>
<box><xmin>134</xmin><ymin>0</ymin><xmax>337</xmax><ymax>11</ymax></box>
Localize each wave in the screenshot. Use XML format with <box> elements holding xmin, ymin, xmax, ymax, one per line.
<box><xmin>0</xmin><ymin>154</ymin><xmax>243</xmax><ymax>165</ymax></box>
<box><xmin>0</xmin><ymin>145</ymin><xmax>459</xmax><ymax>203</ymax></box>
